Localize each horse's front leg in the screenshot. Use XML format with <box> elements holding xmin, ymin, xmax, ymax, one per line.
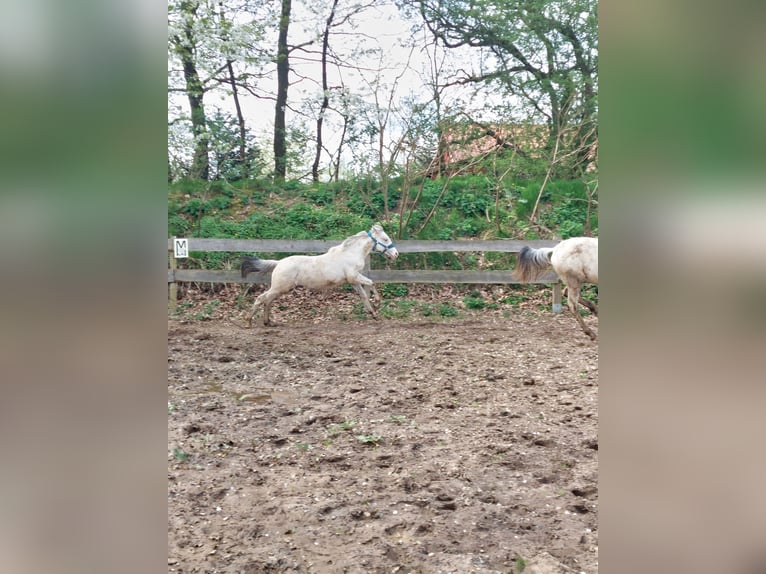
<box><xmin>369</xmin><ymin>284</ymin><xmax>381</xmax><ymax>303</ymax></box>
<box><xmin>352</xmin><ymin>276</ymin><xmax>378</xmax><ymax>318</ymax></box>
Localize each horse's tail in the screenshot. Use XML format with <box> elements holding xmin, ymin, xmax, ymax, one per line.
<box><xmin>515</xmin><ymin>246</ymin><xmax>555</xmax><ymax>282</ymax></box>
<box><xmin>240</xmin><ymin>256</ymin><xmax>278</xmax><ymax>278</ymax></box>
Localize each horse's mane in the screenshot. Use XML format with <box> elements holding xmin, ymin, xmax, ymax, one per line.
<box><xmin>327</xmin><ymin>231</ymin><xmax>367</xmax><ymax>254</ymax></box>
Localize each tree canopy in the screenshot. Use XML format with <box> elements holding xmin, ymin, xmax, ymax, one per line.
<box><xmin>167</xmin><ymin>0</ymin><xmax>598</xmax><ymax>182</ymax></box>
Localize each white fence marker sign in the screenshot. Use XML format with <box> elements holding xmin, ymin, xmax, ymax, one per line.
<box><xmin>174</xmin><ymin>238</ymin><xmax>189</xmax><ymax>258</ymax></box>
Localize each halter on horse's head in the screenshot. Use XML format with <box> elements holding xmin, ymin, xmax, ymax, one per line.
<box><xmin>367</xmin><ymin>225</ymin><xmax>399</xmax><ymax>260</ymax></box>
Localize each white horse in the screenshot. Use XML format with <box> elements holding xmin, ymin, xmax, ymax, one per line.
<box><xmin>516</xmin><ymin>237</ymin><xmax>598</xmax><ymax>340</ymax></box>
<box><xmin>240</xmin><ymin>224</ymin><xmax>399</xmax><ymax>326</ymax></box>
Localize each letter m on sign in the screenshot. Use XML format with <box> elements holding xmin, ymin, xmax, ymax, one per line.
<box><xmin>174</xmin><ymin>238</ymin><xmax>189</xmax><ymax>258</ymax></box>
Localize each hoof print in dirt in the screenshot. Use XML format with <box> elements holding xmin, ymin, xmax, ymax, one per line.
<box><xmin>570</xmin><ymin>485</ymin><xmax>597</xmax><ymax>499</ymax></box>
<box><xmin>568</xmin><ymin>502</ymin><xmax>591</xmax><ymax>514</ymax></box>
<box><xmin>183</xmin><ymin>422</ymin><xmax>206</xmax><ymax>435</ymax></box>
<box><xmin>523</xmin><ymin>551</ymin><xmax>579</xmax><ymax>573</ymax></box>
<box><xmin>434</xmin><ymin>493</ymin><xmax>457</xmax><ymax>511</ymax></box>
<box><xmin>532</xmin><ymin>437</ymin><xmax>555</xmax><ymax>447</ymax></box>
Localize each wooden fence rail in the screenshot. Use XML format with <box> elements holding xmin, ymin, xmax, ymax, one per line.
<box><xmin>167</xmin><ymin>237</ymin><xmax>562</xmax><ymax>313</ymax></box>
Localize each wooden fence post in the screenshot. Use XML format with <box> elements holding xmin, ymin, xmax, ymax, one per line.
<box><xmin>363</xmin><ymin>254</ymin><xmax>372</xmax><ymax>298</ymax></box>
<box><xmin>168</xmin><ymin>248</ymin><xmax>178</xmax><ymax>313</ymax></box>
<box><xmin>552</xmin><ymin>283</ymin><xmax>562</xmax><ymax>313</ymax></box>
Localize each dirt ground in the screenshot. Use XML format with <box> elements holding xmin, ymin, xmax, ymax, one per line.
<box><xmin>168</xmin><ymin>288</ymin><xmax>598</xmax><ymax>573</ymax></box>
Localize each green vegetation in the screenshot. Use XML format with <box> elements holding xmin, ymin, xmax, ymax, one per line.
<box><xmin>355</xmin><ymin>434</ymin><xmax>382</xmax><ymax>445</ymax></box>
<box><xmin>168</xmin><ymin>174</ymin><xmax>597</xmax><ymax>273</ymax></box>
<box><xmin>327</xmin><ymin>421</ymin><xmax>357</xmax><ymax>436</ymax></box>
<box><xmin>168</xmin><ymin>174</ymin><xmax>596</xmax><ymax>323</ymax></box>
<box><xmin>381</xmin><ymin>283</ymin><xmax>409</xmax><ymax>299</ymax></box>
<box><xmin>172</xmin><ymin>448</ymin><xmax>189</xmax><ymax>462</ymax></box>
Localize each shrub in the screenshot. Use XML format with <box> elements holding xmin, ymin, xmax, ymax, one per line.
<box><xmin>463</xmin><ymin>296</ymin><xmax>486</xmax><ymax>310</ymax></box>
<box><xmin>381</xmin><ymin>284</ymin><xmax>408</xmax><ymax>299</ymax></box>
<box><xmin>439</xmin><ymin>303</ymin><xmax>458</xmax><ymax>317</ymax></box>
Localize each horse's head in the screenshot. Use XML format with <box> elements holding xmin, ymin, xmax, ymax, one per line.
<box><xmin>367</xmin><ymin>224</ymin><xmax>399</xmax><ymax>260</ymax></box>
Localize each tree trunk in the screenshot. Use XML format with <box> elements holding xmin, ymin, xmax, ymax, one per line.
<box><xmin>227</xmin><ymin>60</ymin><xmax>248</xmax><ymax>177</ymax></box>
<box><xmin>574</xmin><ymin>72</ymin><xmax>597</xmax><ymax>175</ymax></box>
<box><xmin>378</xmin><ymin>123</ymin><xmax>390</xmax><ymax>221</ymax></box>
<box><xmin>333</xmin><ymin>113</ymin><xmax>348</xmax><ymax>182</ymax></box>
<box><xmin>173</xmin><ymin>1</ymin><xmax>209</xmax><ymax>180</ymax></box>
<box><xmin>311</xmin><ymin>0</ymin><xmax>339</xmax><ymax>182</ymax></box>
<box><xmin>274</xmin><ymin>0</ymin><xmax>292</xmax><ymax>182</ymax></box>
<box><xmin>219</xmin><ymin>2</ymin><xmax>247</xmax><ymax>178</ymax></box>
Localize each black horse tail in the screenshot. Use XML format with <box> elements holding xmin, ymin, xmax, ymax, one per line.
<box><xmin>240</xmin><ymin>256</ymin><xmax>278</xmax><ymax>278</ymax></box>
<box><xmin>515</xmin><ymin>246</ymin><xmax>555</xmax><ymax>283</ymax></box>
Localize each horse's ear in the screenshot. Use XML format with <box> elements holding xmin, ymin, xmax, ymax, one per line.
<box><xmin>372</xmin><ymin>223</ymin><xmax>383</xmax><ymax>232</ymax></box>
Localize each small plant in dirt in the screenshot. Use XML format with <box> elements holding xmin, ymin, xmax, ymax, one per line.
<box><xmin>502</xmin><ymin>292</ymin><xmax>528</xmax><ymax>306</ymax></box>
<box><xmin>388</xmin><ymin>415</ymin><xmax>407</xmax><ymax>424</ymax></box>
<box><xmin>327</xmin><ymin>421</ymin><xmax>357</xmax><ymax>436</ymax></box>
<box><xmin>195</xmin><ymin>299</ymin><xmax>220</xmax><ymax>320</ymax></box>
<box><xmin>168</xmin><ymin>402</ymin><xmax>175</xmax><ymax>414</ymax></box>
<box><xmin>463</xmin><ymin>295</ymin><xmax>486</xmax><ymax>310</ymax></box>
<box><xmin>351</xmin><ymin>302</ymin><xmax>370</xmax><ymax>319</ymax></box>
<box><xmin>515</xmin><ymin>556</ymin><xmax>527</xmax><ymax>572</ymax></box>
<box><xmin>171</xmin><ymin>300</ymin><xmax>193</xmax><ymax>319</ymax></box>
<box><xmin>418</xmin><ymin>303</ymin><xmax>436</xmax><ymax>317</ymax></box>
<box><xmin>380</xmin><ymin>300</ymin><xmax>417</xmax><ymax>319</ymax></box>
<box><xmin>172</xmin><ymin>448</ymin><xmax>189</xmax><ymax>462</ymax></box>
<box><xmin>295</xmin><ymin>441</ymin><xmax>313</xmax><ymax>451</ymax></box>
<box><xmin>356</xmin><ymin>434</ymin><xmax>382</xmax><ymax>445</ymax></box>
<box><xmin>439</xmin><ymin>303</ymin><xmax>459</xmax><ymax>317</ymax></box>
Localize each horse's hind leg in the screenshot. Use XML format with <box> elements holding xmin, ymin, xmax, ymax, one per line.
<box><xmin>260</xmin><ymin>290</ymin><xmax>283</xmax><ymax>326</ymax></box>
<box><xmin>565</xmin><ymin>279</ymin><xmax>597</xmax><ymax>340</ymax></box>
<box><xmin>565</xmin><ymin>287</ymin><xmax>598</xmax><ymax>316</ymax></box>
<box><xmin>247</xmin><ymin>289</ymin><xmax>280</xmax><ymax>327</ymax></box>
<box><xmin>246</xmin><ymin>293</ymin><xmax>264</xmax><ymax>327</ymax></box>
<box><xmin>579</xmin><ymin>297</ymin><xmax>598</xmax><ymax>317</ymax></box>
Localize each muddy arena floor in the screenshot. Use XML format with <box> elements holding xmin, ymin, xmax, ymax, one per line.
<box><xmin>168</xmin><ymin>288</ymin><xmax>598</xmax><ymax>573</ymax></box>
